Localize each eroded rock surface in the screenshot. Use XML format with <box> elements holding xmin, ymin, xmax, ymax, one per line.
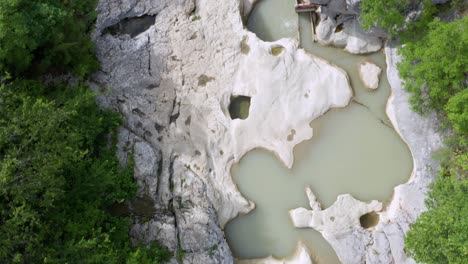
<box><xmin>290</xmin><ymin>189</ymin><xmax>383</xmax><ymax>263</ymax></box>
<box><xmin>92</xmin><ymin>0</ymin><xmax>352</xmax><ymax>262</ymax></box>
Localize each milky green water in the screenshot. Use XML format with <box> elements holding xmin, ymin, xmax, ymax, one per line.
<box><xmin>226</xmin><ymin>1</ymin><xmax>413</xmax><ymax>263</ymax></box>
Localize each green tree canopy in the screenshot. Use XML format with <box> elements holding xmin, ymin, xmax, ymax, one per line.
<box><xmin>360</xmin><ymin>0</ymin><xmax>409</xmax><ymax>36</ymax></box>
<box><xmin>398</xmin><ymin>17</ymin><xmax>468</xmax><ymax>114</ymax></box>
<box><xmin>360</xmin><ymin>0</ymin><xmax>439</xmax><ymax>40</ymax></box>
<box><xmin>0</xmin><ymin>0</ymin><xmax>98</xmax><ymax>77</ymax></box>
<box><xmin>405</xmin><ymin>177</ymin><xmax>468</xmax><ymax>264</ymax></box>
<box><xmin>446</xmin><ymin>89</ymin><xmax>468</xmax><ymax>135</ymax></box>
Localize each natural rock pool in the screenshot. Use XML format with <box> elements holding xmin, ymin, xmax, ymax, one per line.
<box><xmin>226</xmin><ymin>0</ymin><xmax>413</xmax><ymax>263</ymax></box>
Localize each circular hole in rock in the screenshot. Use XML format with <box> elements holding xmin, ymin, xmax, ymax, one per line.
<box><xmin>360</xmin><ymin>211</ymin><xmax>379</xmax><ymax>229</ymax></box>
<box><xmin>229</xmin><ymin>96</ymin><xmax>251</xmax><ymax>120</ymax></box>
<box><xmin>270</xmin><ymin>45</ymin><xmax>284</xmax><ymax>56</ymax></box>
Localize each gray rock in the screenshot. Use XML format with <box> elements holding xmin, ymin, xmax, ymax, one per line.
<box><xmin>134</xmin><ymin>141</ymin><xmax>160</xmax><ymax>199</ymax></box>
<box><xmin>315</xmin><ymin>0</ymin><xmax>385</xmax><ymax>53</ymax></box>
<box><xmin>172</xmin><ymin>159</ymin><xmax>233</xmax><ymax>263</ymax></box>
<box><xmin>130</xmin><ymin>215</ymin><xmax>178</xmax><ymax>251</ymax></box>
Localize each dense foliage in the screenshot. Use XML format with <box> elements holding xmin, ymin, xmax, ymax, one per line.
<box><xmin>360</xmin><ymin>0</ymin><xmax>410</xmax><ymax>36</ymax></box>
<box><xmin>405</xmin><ymin>177</ymin><xmax>468</xmax><ymax>263</ymax></box>
<box><xmin>0</xmin><ymin>0</ymin><xmax>171</xmax><ymax>263</ymax></box>
<box><xmin>398</xmin><ymin>17</ymin><xmax>468</xmax><ymax>113</ymax></box>
<box><xmin>361</xmin><ymin>1</ymin><xmax>467</xmax><ymax>263</ymax></box>
<box><xmin>0</xmin><ymin>0</ymin><xmax>98</xmax><ymax>77</ymax></box>
<box><xmin>361</xmin><ymin>0</ymin><xmax>454</xmax><ymax>40</ymax></box>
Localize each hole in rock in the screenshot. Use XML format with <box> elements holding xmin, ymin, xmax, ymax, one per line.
<box><xmin>109</xmin><ymin>195</ymin><xmax>156</xmax><ymax>218</ymax></box>
<box><xmin>334</xmin><ymin>23</ymin><xmax>344</xmax><ymax>33</ymax></box>
<box><xmin>104</xmin><ymin>15</ymin><xmax>156</xmax><ymax>37</ymax></box>
<box><xmin>270</xmin><ymin>45</ymin><xmax>284</xmax><ymax>56</ymax></box>
<box><xmin>360</xmin><ymin>211</ymin><xmax>379</xmax><ymax>228</ymax></box>
<box><xmin>287</xmin><ymin>129</ymin><xmax>296</xmax><ymax>141</ymax></box>
<box><xmin>229</xmin><ymin>96</ymin><xmax>251</xmax><ymax>120</ymax></box>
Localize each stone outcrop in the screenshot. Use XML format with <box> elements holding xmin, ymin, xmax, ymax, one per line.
<box><xmin>92</xmin><ymin>0</ymin><xmax>352</xmax><ymax>262</ymax></box>
<box><xmin>359</xmin><ymin>62</ymin><xmax>381</xmax><ymax>89</ymax></box>
<box><xmin>287</xmin><ymin>45</ymin><xmax>443</xmax><ymax>264</ymax></box>
<box><xmin>315</xmin><ymin>0</ymin><xmax>385</xmax><ymax>54</ymax></box>
<box><xmin>289</xmin><ymin>189</ymin><xmax>383</xmax><ymax>263</ymax></box>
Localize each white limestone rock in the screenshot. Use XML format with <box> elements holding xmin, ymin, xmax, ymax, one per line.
<box><xmin>231</xmin><ymin>35</ymin><xmax>352</xmax><ymax>169</ymax></box>
<box><xmin>290</xmin><ymin>192</ymin><xmax>383</xmax><ymax>264</ymax></box>
<box><xmin>359</xmin><ymin>62</ymin><xmax>382</xmax><ymax>89</ymax></box>
<box><xmin>236</xmin><ymin>242</ymin><xmax>313</xmax><ymax>264</ymax></box>
<box><xmin>306</xmin><ymin>187</ymin><xmax>322</xmax><ymax>211</ymax></box>
<box><xmin>289</xmin><ymin>194</ymin><xmax>382</xmax><ymax>232</ymax></box>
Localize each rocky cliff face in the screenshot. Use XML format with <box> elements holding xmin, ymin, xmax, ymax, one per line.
<box><xmin>92</xmin><ymin>1</ymin><xmax>237</xmax><ymax>262</ymax></box>
<box><xmin>92</xmin><ymin>0</ymin><xmax>352</xmax><ymax>263</ymax></box>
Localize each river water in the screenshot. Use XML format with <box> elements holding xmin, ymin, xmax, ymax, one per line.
<box><xmin>226</xmin><ymin>0</ymin><xmax>413</xmax><ymax>263</ymax></box>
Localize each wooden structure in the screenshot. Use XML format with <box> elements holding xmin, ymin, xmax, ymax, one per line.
<box><xmin>294</xmin><ymin>0</ymin><xmax>321</xmax><ymax>13</ymax></box>
<box><xmin>295</xmin><ymin>0</ymin><xmax>323</xmax><ymax>42</ymax></box>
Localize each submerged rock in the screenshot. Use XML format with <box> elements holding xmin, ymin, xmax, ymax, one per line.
<box><xmin>359</xmin><ymin>62</ymin><xmax>382</xmax><ymax>89</ymax></box>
